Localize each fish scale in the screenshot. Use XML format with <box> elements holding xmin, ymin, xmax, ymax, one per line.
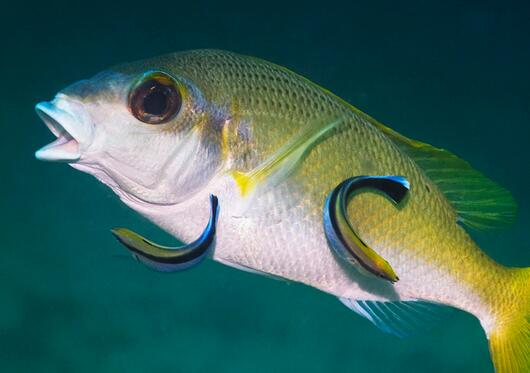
<box><xmin>36</xmin><ymin>49</ymin><xmax>529</xmax><ymax>372</ymax></box>
<box><xmin>171</xmin><ymin>49</ymin><xmax>517</xmax><ymax>308</ymax></box>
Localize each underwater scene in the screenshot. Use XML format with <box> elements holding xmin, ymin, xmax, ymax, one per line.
<box><xmin>1</xmin><ymin>1</ymin><xmax>529</xmax><ymax>372</ymax></box>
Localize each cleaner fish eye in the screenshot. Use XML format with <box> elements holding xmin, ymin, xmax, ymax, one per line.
<box><xmin>128</xmin><ymin>71</ymin><xmax>182</xmax><ymax>124</ymax></box>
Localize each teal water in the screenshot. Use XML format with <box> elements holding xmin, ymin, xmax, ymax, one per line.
<box><xmin>1</xmin><ymin>1</ymin><xmax>529</xmax><ymax>372</ymax></box>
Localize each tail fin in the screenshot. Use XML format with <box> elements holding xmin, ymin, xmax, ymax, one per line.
<box><xmin>487</xmin><ymin>268</ymin><xmax>530</xmax><ymax>372</ymax></box>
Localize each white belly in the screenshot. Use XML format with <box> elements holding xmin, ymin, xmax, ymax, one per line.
<box><xmin>132</xmin><ymin>175</ymin><xmax>493</xmax><ymax>331</ymax></box>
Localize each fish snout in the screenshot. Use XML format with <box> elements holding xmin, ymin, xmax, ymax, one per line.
<box><xmin>35</xmin><ymin>95</ymin><xmax>94</xmax><ymax>162</ymax></box>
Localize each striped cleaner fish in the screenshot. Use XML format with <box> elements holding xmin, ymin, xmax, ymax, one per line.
<box><xmin>35</xmin><ymin>50</ymin><xmax>529</xmax><ymax>372</ymax></box>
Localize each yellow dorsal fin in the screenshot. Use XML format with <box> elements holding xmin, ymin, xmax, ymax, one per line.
<box><xmin>374</xmin><ymin>122</ymin><xmax>517</xmax><ymax>230</ymax></box>
<box><xmin>232</xmin><ymin>117</ymin><xmax>342</xmax><ymax>197</ymax></box>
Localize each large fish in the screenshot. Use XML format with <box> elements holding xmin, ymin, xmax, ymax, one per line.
<box><xmin>35</xmin><ymin>50</ymin><xmax>529</xmax><ymax>372</ymax></box>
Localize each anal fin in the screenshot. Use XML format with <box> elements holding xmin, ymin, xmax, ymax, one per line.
<box><xmin>339</xmin><ymin>297</ymin><xmax>452</xmax><ymax>338</ymax></box>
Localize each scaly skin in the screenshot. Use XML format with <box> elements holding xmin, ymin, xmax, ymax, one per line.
<box><xmin>37</xmin><ymin>49</ymin><xmax>529</xmax><ymax>371</ymax></box>
<box><xmin>36</xmin><ymin>46</ymin><xmax>530</xmax><ymax>373</ymax></box>
<box><xmin>114</xmin><ymin>50</ymin><xmax>524</xmax><ymax>335</ymax></box>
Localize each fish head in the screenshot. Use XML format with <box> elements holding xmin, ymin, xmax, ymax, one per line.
<box><xmin>35</xmin><ymin>59</ymin><xmax>225</xmax><ymax>207</ymax></box>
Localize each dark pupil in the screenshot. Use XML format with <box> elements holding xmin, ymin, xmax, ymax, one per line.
<box><xmin>143</xmin><ymin>85</ymin><xmax>169</xmax><ymax>116</ymax></box>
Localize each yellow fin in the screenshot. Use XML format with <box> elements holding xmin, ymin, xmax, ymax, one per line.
<box><xmin>489</xmin><ymin>318</ymin><xmax>530</xmax><ymax>372</ymax></box>
<box><xmin>266</xmin><ymin>70</ymin><xmax>517</xmax><ymax>230</ymax></box>
<box><xmin>231</xmin><ymin>170</ymin><xmax>252</xmax><ymax>197</ymax></box>
<box><xmin>232</xmin><ymin>117</ymin><xmax>342</xmax><ymax>197</ymax></box>
<box><xmin>374</xmin><ymin>123</ymin><xmax>517</xmax><ymax>230</ymax></box>
<box><xmin>487</xmin><ymin>268</ymin><xmax>530</xmax><ymax>372</ymax></box>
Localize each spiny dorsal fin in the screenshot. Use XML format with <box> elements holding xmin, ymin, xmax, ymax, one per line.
<box><xmin>339</xmin><ymin>297</ymin><xmax>452</xmax><ymax>338</ymax></box>
<box><xmin>373</xmin><ymin>123</ymin><xmax>517</xmax><ymax>230</ymax></box>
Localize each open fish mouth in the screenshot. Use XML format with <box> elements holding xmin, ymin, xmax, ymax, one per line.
<box><xmin>35</xmin><ymin>99</ymin><xmax>91</xmax><ymax>162</ymax></box>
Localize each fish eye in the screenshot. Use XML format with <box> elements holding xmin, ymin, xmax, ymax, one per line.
<box><xmin>129</xmin><ymin>72</ymin><xmax>182</xmax><ymax>124</ymax></box>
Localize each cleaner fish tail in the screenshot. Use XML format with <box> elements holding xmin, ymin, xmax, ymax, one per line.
<box><xmin>486</xmin><ymin>267</ymin><xmax>530</xmax><ymax>373</ymax></box>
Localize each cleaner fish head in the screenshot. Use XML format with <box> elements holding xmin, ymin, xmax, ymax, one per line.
<box><xmin>35</xmin><ymin>60</ymin><xmax>225</xmax><ymax>206</ymax></box>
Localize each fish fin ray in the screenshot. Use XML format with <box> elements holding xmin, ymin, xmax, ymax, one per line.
<box><xmin>373</xmin><ymin>123</ymin><xmax>517</xmax><ymax>230</ymax></box>
<box><xmin>486</xmin><ymin>267</ymin><xmax>530</xmax><ymax>373</ymax></box>
<box><xmin>339</xmin><ymin>297</ymin><xmax>452</xmax><ymax>338</ymax></box>
<box><xmin>232</xmin><ymin>117</ymin><xmax>342</xmax><ymax>197</ymax></box>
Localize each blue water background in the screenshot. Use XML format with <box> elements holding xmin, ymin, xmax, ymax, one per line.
<box><xmin>1</xmin><ymin>1</ymin><xmax>529</xmax><ymax>372</ymax></box>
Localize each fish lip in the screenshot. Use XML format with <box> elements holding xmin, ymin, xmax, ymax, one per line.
<box><xmin>34</xmin><ymin>98</ymin><xmax>92</xmax><ymax>163</ymax></box>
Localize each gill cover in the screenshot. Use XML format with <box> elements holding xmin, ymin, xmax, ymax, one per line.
<box><xmin>323</xmin><ymin>176</ymin><xmax>410</xmax><ymax>283</ymax></box>
<box><xmin>111</xmin><ymin>195</ymin><xmax>219</xmax><ymax>272</ymax></box>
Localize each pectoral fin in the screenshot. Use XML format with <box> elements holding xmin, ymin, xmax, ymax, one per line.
<box><xmin>323</xmin><ymin>176</ymin><xmax>409</xmax><ymax>283</ymax></box>
<box><xmin>111</xmin><ymin>195</ymin><xmax>219</xmax><ymax>272</ymax></box>
<box><xmin>232</xmin><ymin>117</ymin><xmax>343</xmax><ymax>197</ymax></box>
